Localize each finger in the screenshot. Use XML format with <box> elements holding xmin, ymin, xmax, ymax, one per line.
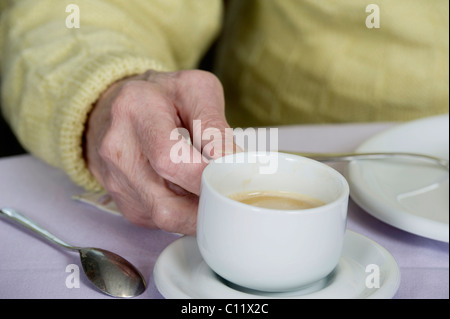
<box><xmin>172</xmin><ymin>70</ymin><xmax>241</xmax><ymax>159</ymax></box>
<box><xmin>130</xmin><ymin>83</ymin><xmax>208</xmax><ymax>195</ymax></box>
<box><xmin>113</xmin><ymin>184</ymin><xmax>198</xmax><ymax>235</ymax></box>
<box><xmin>151</xmin><ymin>192</ymin><xmax>198</xmax><ymax>235</ymax></box>
<box><xmin>124</xmin><ymin>165</ymin><xmax>199</xmax><ymax>235</ymax></box>
<box><xmin>102</xmin><ymin>140</ymin><xmax>199</xmax><ymax>235</ymax></box>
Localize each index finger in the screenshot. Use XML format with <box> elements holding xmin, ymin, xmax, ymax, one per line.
<box><xmin>132</xmin><ymin>84</ymin><xmax>208</xmax><ymax>195</ymax></box>
<box><xmin>173</xmin><ymin>70</ymin><xmax>241</xmax><ymax>159</ymax></box>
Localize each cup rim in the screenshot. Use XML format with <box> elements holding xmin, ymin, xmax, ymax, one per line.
<box><xmin>201</xmin><ymin>151</ymin><xmax>350</xmax><ymax>215</ymax></box>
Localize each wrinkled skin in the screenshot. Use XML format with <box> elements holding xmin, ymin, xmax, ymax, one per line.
<box><xmin>85</xmin><ymin>70</ymin><xmax>236</xmax><ymax>235</ymax></box>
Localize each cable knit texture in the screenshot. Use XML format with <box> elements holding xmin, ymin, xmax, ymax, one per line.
<box><xmin>0</xmin><ymin>0</ymin><xmax>222</xmax><ymax>190</ymax></box>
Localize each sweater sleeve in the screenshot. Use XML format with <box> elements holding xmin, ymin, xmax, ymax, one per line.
<box><xmin>0</xmin><ymin>0</ymin><xmax>223</xmax><ymax>190</ymax></box>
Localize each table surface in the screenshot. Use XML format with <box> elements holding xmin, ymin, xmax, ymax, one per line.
<box><xmin>0</xmin><ymin>122</ymin><xmax>448</xmax><ymax>299</ymax></box>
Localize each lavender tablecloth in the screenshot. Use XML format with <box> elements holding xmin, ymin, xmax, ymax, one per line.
<box><xmin>0</xmin><ymin>122</ymin><xmax>448</xmax><ymax>299</ymax></box>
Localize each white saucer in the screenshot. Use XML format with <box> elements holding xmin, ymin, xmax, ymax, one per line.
<box><xmin>347</xmin><ymin>114</ymin><xmax>449</xmax><ymax>242</ymax></box>
<box><xmin>153</xmin><ymin>231</ymin><xmax>400</xmax><ymax>299</ymax></box>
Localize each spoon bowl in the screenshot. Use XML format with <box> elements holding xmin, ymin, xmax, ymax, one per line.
<box><xmin>78</xmin><ymin>247</ymin><xmax>146</xmax><ymax>298</ymax></box>
<box><xmin>0</xmin><ymin>207</ymin><xmax>146</xmax><ymax>298</ymax></box>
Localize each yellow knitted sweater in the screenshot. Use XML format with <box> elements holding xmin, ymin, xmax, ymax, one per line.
<box><xmin>0</xmin><ymin>0</ymin><xmax>448</xmax><ymax>190</ymax></box>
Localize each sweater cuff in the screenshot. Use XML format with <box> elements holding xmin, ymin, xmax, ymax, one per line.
<box><xmin>58</xmin><ymin>53</ymin><xmax>166</xmax><ymax>190</ymax></box>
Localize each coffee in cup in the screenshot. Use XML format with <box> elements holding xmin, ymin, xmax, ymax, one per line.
<box><xmin>228</xmin><ymin>190</ymin><xmax>325</xmax><ymax>210</ymax></box>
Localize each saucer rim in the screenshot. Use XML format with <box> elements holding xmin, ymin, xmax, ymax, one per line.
<box><xmin>153</xmin><ymin>230</ymin><xmax>400</xmax><ymax>299</ymax></box>
<box><xmin>347</xmin><ymin>114</ymin><xmax>449</xmax><ymax>242</ymax></box>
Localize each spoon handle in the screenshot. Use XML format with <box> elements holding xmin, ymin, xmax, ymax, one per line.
<box><xmin>0</xmin><ymin>208</ymin><xmax>78</xmax><ymax>251</ymax></box>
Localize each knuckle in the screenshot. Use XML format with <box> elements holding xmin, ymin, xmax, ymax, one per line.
<box><xmin>98</xmin><ymin>131</ymin><xmax>119</xmax><ymax>162</ymax></box>
<box><xmin>118</xmin><ymin>80</ymin><xmax>144</xmax><ymax>98</ymax></box>
<box><xmin>110</xmin><ymin>81</ymin><xmax>146</xmax><ymax>117</ymax></box>
<box><xmin>151</xmin><ymin>203</ymin><xmax>176</xmax><ymax>231</ymax></box>
<box><xmin>194</xmin><ymin>70</ymin><xmax>222</xmax><ymax>88</ymax></box>
<box><xmin>177</xmin><ymin>70</ymin><xmax>223</xmax><ymax>91</ymax></box>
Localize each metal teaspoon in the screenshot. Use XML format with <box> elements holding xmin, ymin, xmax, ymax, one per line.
<box><xmin>283</xmin><ymin>151</ymin><xmax>449</xmax><ymax>170</ymax></box>
<box><xmin>0</xmin><ymin>207</ymin><xmax>146</xmax><ymax>298</ymax></box>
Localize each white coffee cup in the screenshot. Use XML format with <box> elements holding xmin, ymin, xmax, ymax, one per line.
<box><xmin>197</xmin><ymin>151</ymin><xmax>349</xmax><ymax>292</ymax></box>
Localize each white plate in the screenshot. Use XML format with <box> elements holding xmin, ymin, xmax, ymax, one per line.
<box><xmin>347</xmin><ymin>114</ymin><xmax>449</xmax><ymax>242</ymax></box>
<box><xmin>153</xmin><ymin>231</ymin><xmax>400</xmax><ymax>299</ymax></box>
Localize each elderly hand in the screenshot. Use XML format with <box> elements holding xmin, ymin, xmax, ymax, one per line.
<box><xmin>84</xmin><ymin>70</ymin><xmax>236</xmax><ymax>235</ymax></box>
